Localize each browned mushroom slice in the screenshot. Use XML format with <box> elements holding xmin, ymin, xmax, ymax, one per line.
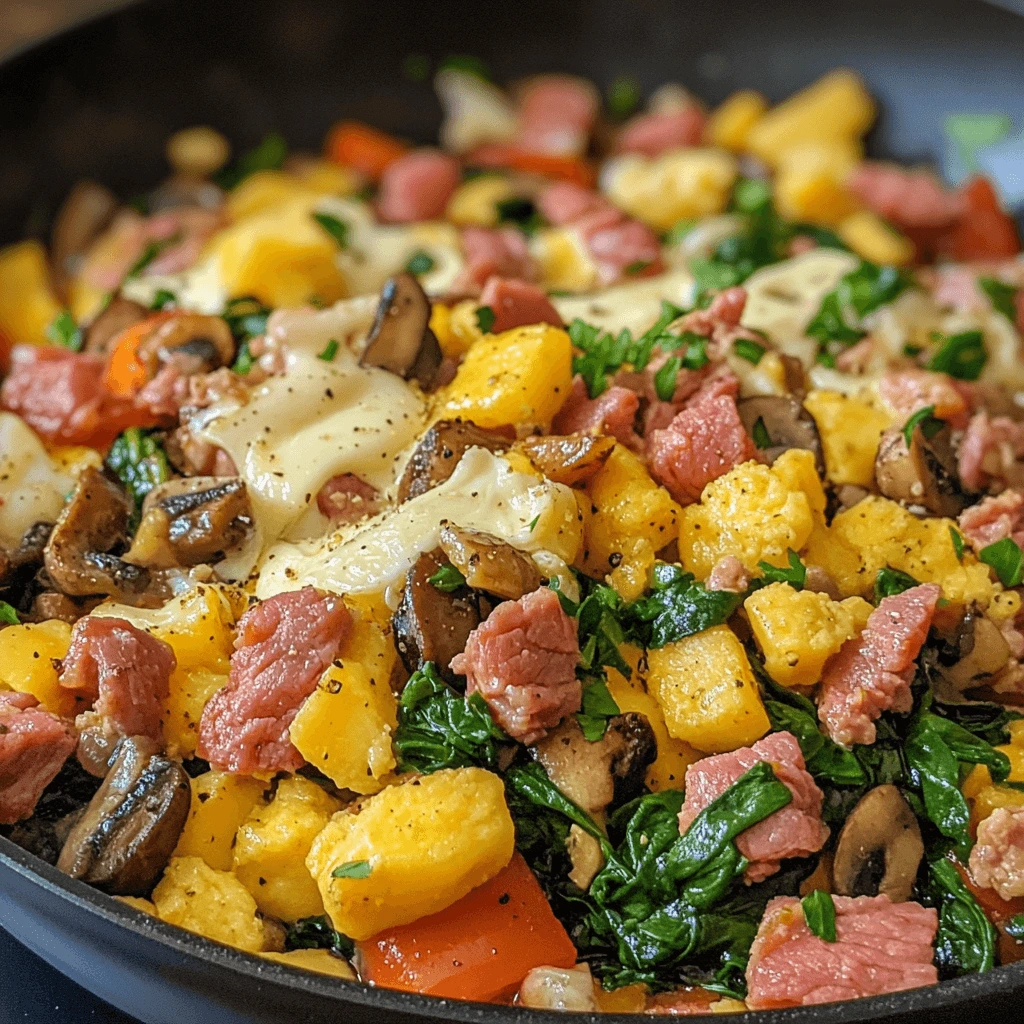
<box><xmin>832</xmin><ymin>785</ymin><xmax>924</xmax><ymax>903</ymax></box>
<box><xmin>57</xmin><ymin>736</ymin><xmax>190</xmax><ymax>896</ymax></box>
<box><xmin>43</xmin><ymin>466</ymin><xmax>165</xmax><ymax>605</ymax></box>
<box><xmin>0</xmin><ymin>521</ymin><xmax>53</xmax><ymax>591</ymax></box>
<box><xmin>874</xmin><ymin>423</ymin><xmax>967</xmax><ymax>517</ymax></box>
<box><xmin>438</xmin><ymin>522</ymin><xmax>541</xmax><ymax>601</ymax></box>
<box><xmin>397</xmin><ymin>419</ymin><xmax>511</xmax><ymax>502</ymax></box>
<box><xmin>393</xmin><ymin>549</ymin><xmax>485</xmax><ymax>681</ymax></box>
<box><xmin>938</xmin><ymin>612</ymin><xmax>1011</xmax><ymax>691</ymax></box>
<box><xmin>361</xmin><ymin>273</ymin><xmax>443</xmax><ymax>389</ymax></box>
<box><xmin>138</xmin><ymin>313</ymin><xmax>236</xmax><ymax>376</ymax></box>
<box><xmin>737</xmin><ymin>395</ymin><xmax>824</xmax><ymax>473</ymax></box>
<box><xmin>780</xmin><ymin>354</ymin><xmax>808</xmax><ymax>400</ymax></box>
<box><xmin>83</xmin><ymin>296</ymin><xmax>151</xmax><ymax>357</ymax></box>
<box><xmin>51</xmin><ymin>181</ymin><xmax>118</xmax><ymax>290</ymax></box>
<box><xmin>125</xmin><ymin>477</ymin><xmax>253</xmax><ymax>569</ymax></box>
<box><xmin>515</xmin><ymin>433</ymin><xmax>616</xmax><ymax>487</ymax></box>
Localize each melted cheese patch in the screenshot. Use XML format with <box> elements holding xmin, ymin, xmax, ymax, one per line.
<box><xmin>195</xmin><ymin>348</ymin><xmax>426</xmax><ymax>542</ymax></box>
<box><xmin>0</xmin><ymin>413</ymin><xmax>73</xmax><ymax>548</ymax></box>
<box><xmin>256</xmin><ymin>447</ymin><xmax>582</xmax><ymax>599</ymax></box>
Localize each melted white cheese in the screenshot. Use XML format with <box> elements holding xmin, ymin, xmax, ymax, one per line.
<box><xmin>256</xmin><ymin>447</ymin><xmax>583</xmax><ymax>600</ymax></box>
<box><xmin>194</xmin><ymin>347</ymin><xmax>427</xmax><ymax>544</ymax></box>
<box><xmin>0</xmin><ymin>413</ymin><xmax>73</xmax><ymax>548</ymax></box>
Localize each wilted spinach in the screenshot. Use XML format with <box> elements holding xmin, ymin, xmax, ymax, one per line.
<box><xmin>285</xmin><ymin>915</ymin><xmax>354</xmax><ymax>959</ymax></box>
<box><xmin>105</xmin><ymin>427</ymin><xmax>172</xmax><ymax>529</ymax></box>
<box><xmin>920</xmin><ymin>857</ymin><xmax>996</xmax><ymax>978</ymax></box>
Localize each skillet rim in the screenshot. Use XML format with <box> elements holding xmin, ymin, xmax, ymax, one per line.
<box><xmin>2</xmin><ymin>1</ymin><xmax>1024</xmax><ymax>1020</ymax></box>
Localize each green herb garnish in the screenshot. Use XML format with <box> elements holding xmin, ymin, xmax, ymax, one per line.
<box><xmin>902</xmin><ymin>405</ymin><xmax>944</xmax><ymax>446</ymax></box>
<box><xmin>313</xmin><ymin>212</ymin><xmax>350</xmax><ymax>248</ymax></box>
<box><xmin>405</xmin><ymin>250</ymin><xmax>436</xmax><ymax>275</ymax></box>
<box><xmin>577</xmin><ymin>678</ymin><xmax>621</xmax><ymax>741</ymax></box>
<box><xmin>950</xmin><ymin>527</ymin><xmax>965</xmax><ymax>561</ymax></box>
<box><xmin>331</xmin><ymin>860</ymin><xmax>372</xmax><ymax>880</ymax></box>
<box><xmin>874</xmin><ymin>567</ymin><xmax>921</xmax><ymax>603</ymax></box>
<box><xmin>757</xmin><ymin>550</ymin><xmax>806</xmax><ymax>590</ymax></box>
<box><xmin>979</xmin><ymin>536</ymin><xmax>1024</xmax><ymax>587</ymax></box>
<box><xmin>978</xmin><ymin>276</ymin><xmax>1018</xmax><ymax>323</ymax></box>
<box><xmin>653</xmin><ymin>356</ymin><xmax>682</xmax><ymax>402</ymax></box>
<box><xmin>607</xmin><ymin>75</ymin><xmax>641</xmax><ymax>119</ymax></box>
<box><xmin>317</xmin><ymin>339</ymin><xmax>340</xmax><ymax>362</ymax></box>
<box><xmin>214</xmin><ymin>132</ymin><xmax>287</xmax><ymax>191</ymax></box>
<box><xmin>45</xmin><ymin>310</ymin><xmax>83</xmax><ymax>352</ymax></box>
<box><xmin>801</xmin><ymin>890</ymin><xmax>837</xmax><ymax>942</ymax></box>
<box><xmin>733</xmin><ymin>338</ymin><xmax>766</xmax><ymax>364</ymax></box>
<box><xmin>105</xmin><ymin>428</ymin><xmax>172</xmax><ymax>529</ymax></box>
<box><xmin>428</xmin><ymin>563</ymin><xmax>467</xmax><ymax>593</ymax></box>
<box><xmin>476</xmin><ymin>306</ymin><xmax>496</xmax><ymax>333</ymax></box>
<box><xmin>927</xmin><ymin>330</ymin><xmax>987</xmax><ymax>382</ymax></box>
<box><xmin>0</xmin><ymin>601</ymin><xmax>20</xmax><ymax>625</ymax></box>
<box><xmin>751</xmin><ymin>416</ymin><xmax>772</xmax><ymax>450</ymax></box>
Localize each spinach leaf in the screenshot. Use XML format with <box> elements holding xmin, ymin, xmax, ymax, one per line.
<box><xmin>978</xmin><ymin>276</ymin><xmax>1018</xmax><ymax>323</ymax></box>
<box><xmin>575</xmin><ymin>580</ymin><xmax>634</xmax><ymax>680</ymax></box>
<box><xmin>394</xmin><ymin>662</ymin><xmax>509</xmax><ymax>773</ymax></box>
<box><xmin>46</xmin><ymin>310</ymin><xmax>83</xmax><ymax>352</ymax></box>
<box><xmin>284</xmin><ymin>915</ymin><xmax>354</xmax><ymax>959</ymax></box>
<box><xmin>476</xmin><ymin>305</ymin><xmax>496</xmax><ymax>334</ymax></box>
<box><xmin>0</xmin><ymin>601</ymin><xmax>20</xmax><ymax>625</ymax></box>
<box><xmin>920</xmin><ymin>857</ymin><xmax>996</xmax><ymax>977</ymax></box>
<box><xmin>801</xmin><ymin>890</ymin><xmax>837</xmax><ymax>942</ymax></box>
<box><xmin>930</xmin><ymin>699</ymin><xmax>1021</xmax><ymax>747</ymax></box>
<box><xmin>874</xmin><ymin>566</ymin><xmax>921</xmax><ymax>603</ymax></box>
<box><xmin>753</xmin><ymin>549</ymin><xmax>806</xmax><ymax>590</ymax></box>
<box><xmin>105</xmin><ymin>428</ymin><xmax>172</xmax><ymax>529</ymax></box>
<box><xmin>927</xmin><ymin>330</ymin><xmax>987</xmax><ymax>382</ymax></box>
<box><xmin>214</xmin><ymin>132</ymin><xmax>288</xmax><ymax>191</ymax></box>
<box><xmin>578</xmin><ymin>678</ymin><xmax>621</xmax><ymax>741</ymax></box>
<box><xmin>979</xmin><ymin>537</ymin><xmax>1024</xmax><ymax>588</ymax></box>
<box><xmin>223</xmin><ymin>296</ymin><xmax>272</xmax><ymax>342</ymax></box>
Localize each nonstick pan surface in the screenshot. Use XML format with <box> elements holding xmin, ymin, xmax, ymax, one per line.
<box><xmin>2</xmin><ymin>1</ymin><xmax>1024</xmax><ymax>1021</ymax></box>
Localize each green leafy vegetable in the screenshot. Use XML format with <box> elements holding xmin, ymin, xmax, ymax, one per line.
<box><xmin>902</xmin><ymin>405</ymin><xmax>944</xmax><ymax>446</ymax></box>
<box><xmin>756</xmin><ymin>549</ymin><xmax>806</xmax><ymax>590</ymax></box>
<box><xmin>978</xmin><ymin>276</ymin><xmax>1018</xmax><ymax>323</ymax></box>
<box><xmin>663</xmin><ymin>219</ymin><xmax>698</xmax><ymax>245</ymax></box>
<box><xmin>1005</xmin><ymin>914</ymin><xmax>1024</xmax><ymax>942</ymax></box>
<box><xmin>476</xmin><ymin>305</ymin><xmax>496</xmax><ymax>333</ymax></box>
<box><xmin>950</xmin><ymin>527</ymin><xmax>965</xmax><ymax>561</ymax></box>
<box><xmin>317</xmin><ymin>339</ymin><xmax>340</xmax><ymax>362</ymax></box>
<box><xmin>150</xmin><ymin>288</ymin><xmax>177</xmax><ymax>311</ymax></box>
<box><xmin>874</xmin><ymin>567</ymin><xmax>921</xmax><ymax>604</ymax></box>
<box><xmin>528</xmin><ymin>514</ymin><xmax>541</xmax><ymax>532</ymax></box>
<box><xmin>394</xmin><ymin>662</ymin><xmax>508</xmax><ymax>774</ymax></box>
<box><xmin>223</xmin><ymin>296</ymin><xmax>271</xmax><ymax>343</ymax></box>
<box><xmin>312</xmin><ymin>212</ymin><xmax>351</xmax><ymax>248</ymax></box>
<box><xmin>733</xmin><ymin>338</ymin><xmax>766</xmax><ymax>365</ymax></box>
<box><xmin>607</xmin><ymin>75</ymin><xmax>641</xmax><ymax>119</ymax></box>
<box><xmin>653</xmin><ymin>357</ymin><xmax>682</xmax><ymax>401</ymax></box>
<box><xmin>232</xmin><ymin>341</ymin><xmax>254</xmax><ymax>375</ymax></box>
<box><xmin>577</xmin><ymin>678</ymin><xmax>621</xmax><ymax>741</ymax></box>
<box><xmin>331</xmin><ymin>860</ymin><xmax>372</xmax><ymax>879</ymax></box>
<box><xmin>46</xmin><ymin>310</ymin><xmax>83</xmax><ymax>352</ymax></box>
<box><xmin>921</xmin><ymin>857</ymin><xmax>996</xmax><ymax>978</ymax></box>
<box><xmin>927</xmin><ymin>330</ymin><xmax>987</xmax><ymax>382</ymax></box>
<box><xmin>405</xmin><ymin>250</ymin><xmax>436</xmax><ymax>275</ymax></box>
<box><xmin>0</xmin><ymin>601</ymin><xmax>20</xmax><ymax>625</ymax></box>
<box><xmin>427</xmin><ymin>563</ymin><xmax>467</xmax><ymax>593</ymax></box>
<box><xmin>801</xmin><ymin>890</ymin><xmax>837</xmax><ymax>942</ymax></box>
<box><xmin>750</xmin><ymin>416</ymin><xmax>772</xmax><ymax>450</ymax></box>
<box><xmin>105</xmin><ymin>428</ymin><xmax>172</xmax><ymax>529</ymax></box>
<box><xmin>979</xmin><ymin>537</ymin><xmax>1024</xmax><ymax>587</ymax></box>
<box><xmin>126</xmin><ymin>233</ymin><xmax>182</xmax><ymax>280</ymax></box>
<box><xmin>574</xmin><ymin>580</ymin><xmax>634</xmax><ymax>680</ymax></box>
<box><xmin>284</xmin><ymin>915</ymin><xmax>354</xmax><ymax>959</ymax></box>
<box><xmin>214</xmin><ymin>132</ymin><xmax>287</xmax><ymax>190</ymax></box>
<box><xmin>496</xmin><ymin>197</ymin><xmax>544</xmax><ymax>235</ymax></box>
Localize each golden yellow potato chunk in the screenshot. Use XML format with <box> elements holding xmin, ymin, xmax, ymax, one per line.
<box><xmin>744</xmin><ymin>583</ymin><xmax>872</xmax><ymax>688</ymax></box>
<box><xmin>0</xmin><ymin>240</ymin><xmax>62</xmax><ymax>345</ymax></box>
<box><xmin>152</xmin><ymin>857</ymin><xmax>265</xmax><ymax>953</ymax></box>
<box><xmin>706</xmin><ymin>90</ymin><xmax>769</xmax><ymax>152</ymax></box>
<box><xmin>173</xmin><ymin>771</ymin><xmax>268</xmax><ymax>872</ymax></box>
<box><xmin>803</xmin><ymin>390</ymin><xmax>893</xmax><ymax>488</ymax></box>
<box><xmin>646</xmin><ymin>625</ymin><xmax>771</xmax><ymax>754</ymax></box>
<box><xmin>441</xmin><ymin>323</ymin><xmax>573</xmax><ymax>430</ymax></box>
<box><xmin>233</xmin><ymin>776</ymin><xmax>342</xmax><ymax>923</ymax></box>
<box><xmin>0</xmin><ymin>620</ymin><xmax>79</xmax><ymax>718</ymax></box>
<box><xmin>307</xmin><ymin>768</ymin><xmax>515</xmax><ymax>940</ymax></box>
<box><xmin>838</xmin><ymin>211</ymin><xmax>915</xmax><ymax>267</ymax></box>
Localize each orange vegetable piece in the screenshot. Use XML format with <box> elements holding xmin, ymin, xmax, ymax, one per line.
<box><xmin>356</xmin><ymin>852</ymin><xmax>577</xmax><ymax>1003</ymax></box>
<box><xmin>326</xmin><ymin>121</ymin><xmax>408</xmax><ymax>180</ymax></box>
<box><xmin>943</xmin><ymin>177</ymin><xmax>1021</xmax><ymax>261</ymax></box>
<box><xmin>466</xmin><ymin>144</ymin><xmax>596</xmax><ymax>189</ymax></box>
<box><xmin>103</xmin><ymin>313</ymin><xmax>173</xmax><ymax>397</ymax></box>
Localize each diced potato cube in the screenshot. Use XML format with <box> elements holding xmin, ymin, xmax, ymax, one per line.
<box><xmin>530</xmin><ymin>227</ymin><xmax>599</xmax><ymax>292</ymax></box>
<box><xmin>605</xmin><ymin>646</ymin><xmax>701</xmax><ymax>791</ymax></box>
<box><xmin>678</xmin><ymin>449</ymin><xmax>823</xmax><ymax>579</ymax></box>
<box><xmin>745</xmin><ymin>70</ymin><xmax>876</xmax><ymax>167</ymax></box>
<box><xmin>646</xmin><ymin>625</ymin><xmax>771</xmax><ymax>754</ymax></box>
<box><xmin>582</xmin><ymin>444</ymin><xmax>681</xmax><ymax>578</ymax></box>
<box><xmin>152</xmin><ymin>856</ymin><xmax>266</xmax><ymax>953</ymax></box>
<box><xmin>441</xmin><ymin>323</ymin><xmax>573</xmax><ymax>430</ymax></box>
<box><xmin>803</xmin><ymin>390</ymin><xmax>893</xmax><ymax>488</ymax></box>
<box><xmin>260</xmin><ymin>948</ymin><xmax>356</xmax><ymax>979</ymax></box>
<box><xmin>307</xmin><ymin>767</ymin><xmax>515</xmax><ymax>940</ymax></box>
<box><xmin>289</xmin><ymin>660</ymin><xmax>398</xmax><ymax>794</ymax></box>
<box><xmin>706</xmin><ymin>90</ymin><xmax>769</xmax><ymax>152</ymax></box>
<box><xmin>744</xmin><ymin>583</ymin><xmax>872</xmax><ymax>688</ymax></box>
<box><xmin>173</xmin><ymin>770</ymin><xmax>268</xmax><ymax>872</ymax></box>
<box><xmin>445</xmin><ymin>174</ymin><xmax>515</xmax><ymax>227</ymax></box>
<box><xmin>838</xmin><ymin>210</ymin><xmax>915</xmax><ymax>266</ymax></box>
<box><xmin>226</xmin><ymin>170</ymin><xmax>319</xmax><ymax>221</ymax></box>
<box><xmin>0</xmin><ymin>620</ymin><xmax>80</xmax><ymax>718</ymax></box>
<box><xmin>0</xmin><ymin>241</ymin><xmax>62</xmax><ymax>346</ymax></box>
<box><xmin>233</xmin><ymin>776</ymin><xmax>343</xmax><ymax>923</ymax></box>
<box><xmin>294</xmin><ymin>160</ymin><xmax>362</xmax><ymax>198</ymax></box>
<box><xmin>773</xmin><ymin>143</ymin><xmax>860</xmax><ymax>225</ymax></box>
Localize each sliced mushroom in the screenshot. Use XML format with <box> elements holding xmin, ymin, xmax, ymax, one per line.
<box><xmin>780</xmin><ymin>353</ymin><xmax>808</xmax><ymax>400</ymax></box>
<box><xmin>43</xmin><ymin>466</ymin><xmax>166</xmax><ymax>605</ymax></box>
<box><xmin>361</xmin><ymin>273</ymin><xmax>443</xmax><ymax>389</ymax></box>
<box><xmin>0</xmin><ymin>521</ymin><xmax>52</xmax><ymax>591</ymax></box>
<box><xmin>833</xmin><ymin>785</ymin><xmax>924</xmax><ymax>903</ymax></box>
<box><xmin>397</xmin><ymin>418</ymin><xmax>511</xmax><ymax>502</ymax></box>
<box><xmin>874</xmin><ymin>423</ymin><xmax>967</xmax><ymax>517</ymax></box>
<box><xmin>938</xmin><ymin>612</ymin><xmax>1011</xmax><ymax>691</ymax></box>
<box><xmin>515</xmin><ymin>432</ymin><xmax>615</xmax><ymax>487</ymax></box>
<box><xmin>51</xmin><ymin>181</ymin><xmax>118</xmax><ymax>289</ymax></box>
<box><xmin>125</xmin><ymin>477</ymin><xmax>253</xmax><ymax>569</ymax></box>
<box><xmin>737</xmin><ymin>395</ymin><xmax>824</xmax><ymax>473</ymax></box>
<box><xmin>57</xmin><ymin>736</ymin><xmax>190</xmax><ymax>896</ymax></box>
<box><xmin>83</xmin><ymin>296</ymin><xmax>151</xmax><ymax>356</ymax></box>
<box><xmin>438</xmin><ymin>522</ymin><xmax>541</xmax><ymax>601</ymax></box>
<box><xmin>138</xmin><ymin>313</ymin><xmax>235</xmax><ymax>376</ymax></box>
<box><xmin>393</xmin><ymin>549</ymin><xmax>486</xmax><ymax>681</ymax></box>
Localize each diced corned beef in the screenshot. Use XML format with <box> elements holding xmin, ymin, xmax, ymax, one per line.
<box><xmin>316</xmin><ymin>473</ymin><xmax>381</xmax><ymax>524</ymax></box>
<box><xmin>449</xmin><ymin>587</ymin><xmax>580</xmax><ymax>745</ymax></box>
<box><xmin>647</xmin><ymin>376</ymin><xmax>759</xmax><ymax>505</ymax></box>
<box><xmin>551</xmin><ymin>376</ymin><xmax>639</xmax><ymax>446</ymax></box>
<box><xmin>877</xmin><ymin>368</ymin><xmax>971</xmax><ymax>427</ymax></box>
<box><xmin>478</xmin><ymin>277</ymin><xmax>564</xmax><ymax>333</ymax></box>
<box><xmin>834</xmin><ymin>337</ymin><xmax>876</xmax><ymax>374</ymax></box>
<box><xmin>135</xmin><ymin>364</ymin><xmax>189</xmax><ymax>419</ymax></box>
<box><xmin>144</xmin><ymin>208</ymin><xmax>224</xmax><ymax>277</ymax></box>
<box><xmin>580</xmin><ymin>214</ymin><xmax>663</xmax><ymax>285</ymax></box>
<box><xmin>60</xmin><ymin>617</ymin><xmax>176</xmax><ymax>741</ymax></box>
<box><xmin>969</xmin><ymin>806</ymin><xmax>1024</xmax><ymax>901</ymax></box>
<box><xmin>818</xmin><ymin>584</ymin><xmax>940</xmax><ymax>747</ymax></box>
<box><xmin>616</xmin><ymin>105</ymin><xmax>706</xmax><ymax>157</ymax></box>
<box><xmin>958</xmin><ymin>412</ymin><xmax>1024</xmax><ymax>494</ymax></box>
<box><xmin>0</xmin><ymin>691</ymin><xmax>77</xmax><ymax>825</ymax></box>
<box><xmin>707</xmin><ymin>555</ymin><xmax>751</xmax><ymax>593</ymax></box>
<box><xmin>930</xmin><ymin>265</ymin><xmax>987</xmax><ymax>314</ymax></box>
<box><xmin>376</xmin><ymin>149</ymin><xmax>462</xmax><ymax>223</ymax></box>
<box><xmin>537</xmin><ymin>181</ymin><xmax>612</xmax><ymax>226</ymax></box>
<box><xmin>458</xmin><ymin>226</ymin><xmax>539</xmax><ymax>292</ymax></box>
<box><xmin>198</xmin><ymin>587</ymin><xmax>351</xmax><ymax>774</ymax></box>
<box><xmin>959</xmin><ymin>490</ymin><xmax>1024</xmax><ymax>551</ymax></box>
<box><xmin>674</xmin><ymin>286</ymin><xmax>760</xmax><ymax>350</ymax></box>
<box><xmin>677</xmin><ymin>732</ymin><xmax>829</xmax><ymax>883</ymax></box>
<box><xmin>745</xmin><ymin>894</ymin><xmax>939</xmax><ymax>1009</ymax></box>
<box><xmin>515</xmin><ymin>76</ymin><xmax>598</xmax><ymax>157</ymax></box>
<box><xmin>848</xmin><ymin>162</ymin><xmax>964</xmax><ymax>230</ymax></box>
<box><xmin>0</xmin><ymin>346</ymin><xmax>152</xmax><ymax>448</ymax></box>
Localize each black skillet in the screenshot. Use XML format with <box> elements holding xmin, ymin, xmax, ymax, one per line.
<box><xmin>2</xmin><ymin>0</ymin><xmax>1024</xmax><ymax>1020</ymax></box>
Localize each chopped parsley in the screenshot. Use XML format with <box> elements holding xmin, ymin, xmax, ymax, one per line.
<box><xmin>902</xmin><ymin>404</ymin><xmax>944</xmax><ymax>446</ymax></box>
<box><xmin>528</xmin><ymin>514</ymin><xmax>541</xmax><ymax>532</ymax></box>
<box><xmin>428</xmin><ymin>563</ymin><xmax>467</xmax><ymax>593</ymax></box>
<box><xmin>223</xmin><ymin>296</ymin><xmax>271</xmax><ymax>341</ymax></box>
<box><xmin>950</xmin><ymin>526</ymin><xmax>966</xmax><ymax>561</ymax></box>
<box><xmin>150</xmin><ymin>288</ymin><xmax>177</xmax><ymax>311</ymax></box>
<box><xmin>979</xmin><ymin>537</ymin><xmax>1024</xmax><ymax>588</ymax></box>
<box><xmin>653</xmin><ymin>356</ymin><xmax>682</xmax><ymax>402</ymax></box>
<box><xmin>733</xmin><ymin>337</ymin><xmax>766</xmax><ymax>364</ymax></box>
<box><xmin>405</xmin><ymin>250</ymin><xmax>436</xmax><ymax>275</ymax></box>
<box><xmin>126</xmin><ymin>233</ymin><xmax>182</xmax><ymax>280</ymax></box>
<box><xmin>874</xmin><ymin>567</ymin><xmax>921</xmax><ymax>603</ymax></box>
<box><xmin>750</xmin><ymin>416</ymin><xmax>772</xmax><ymax>450</ymax></box>
<box><xmin>232</xmin><ymin>341</ymin><xmax>254</xmax><ymax>375</ymax></box>
<box><xmin>317</xmin><ymin>339</ymin><xmax>340</xmax><ymax>362</ymax></box>
<box><xmin>0</xmin><ymin>601</ymin><xmax>20</xmax><ymax>625</ymax></box>
<box><xmin>978</xmin><ymin>276</ymin><xmax>1018</xmax><ymax>323</ymax></box>
<box><xmin>312</xmin><ymin>212</ymin><xmax>350</xmax><ymax>248</ymax></box>
<box><xmin>214</xmin><ymin>131</ymin><xmax>287</xmax><ymax>191</ymax></box>
<box><xmin>801</xmin><ymin>890</ymin><xmax>837</xmax><ymax>943</ymax></box>
<box><xmin>476</xmin><ymin>306</ymin><xmax>496</xmax><ymax>334</ymax></box>
<box><xmin>46</xmin><ymin>310</ymin><xmax>83</xmax><ymax>352</ymax></box>
<box><xmin>496</xmin><ymin>197</ymin><xmax>543</xmax><ymax>235</ymax></box>
<box><xmin>331</xmin><ymin>860</ymin><xmax>372</xmax><ymax>880</ymax></box>
<box><xmin>756</xmin><ymin>549</ymin><xmax>806</xmax><ymax>590</ymax></box>
<box><xmin>927</xmin><ymin>330</ymin><xmax>987</xmax><ymax>381</ymax></box>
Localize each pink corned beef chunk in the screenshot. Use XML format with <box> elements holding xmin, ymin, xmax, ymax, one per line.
<box><xmin>478</xmin><ymin>276</ymin><xmax>564</xmax><ymax>333</ymax></box>
<box><xmin>198</xmin><ymin>587</ymin><xmax>352</xmax><ymax>774</ymax></box>
<box><xmin>745</xmin><ymin>894</ymin><xmax>938</xmax><ymax>1009</ymax></box>
<box><xmin>959</xmin><ymin>490</ymin><xmax>1024</xmax><ymax>551</ymax></box>
<box><xmin>818</xmin><ymin>584</ymin><xmax>940</xmax><ymax>747</ymax></box>
<box><xmin>450</xmin><ymin>586</ymin><xmax>580</xmax><ymax>745</ymax></box>
<box><xmin>616</xmin><ymin>105</ymin><xmax>706</xmax><ymax>157</ymax></box>
<box><xmin>60</xmin><ymin>616</ymin><xmax>176</xmax><ymax>741</ymax></box>
<box><xmin>552</xmin><ymin>376</ymin><xmax>639</xmax><ymax>446</ymax></box>
<box><xmin>969</xmin><ymin>806</ymin><xmax>1024</xmax><ymax>902</ymax></box>
<box><xmin>676</xmin><ymin>731</ymin><xmax>829</xmax><ymax>883</ymax></box>
<box><xmin>376</xmin><ymin>149</ymin><xmax>461</xmax><ymax>223</ymax></box>
<box><xmin>0</xmin><ymin>691</ymin><xmax>77</xmax><ymax>825</ymax></box>
<box><xmin>457</xmin><ymin>226</ymin><xmax>539</xmax><ymax>292</ymax></box>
